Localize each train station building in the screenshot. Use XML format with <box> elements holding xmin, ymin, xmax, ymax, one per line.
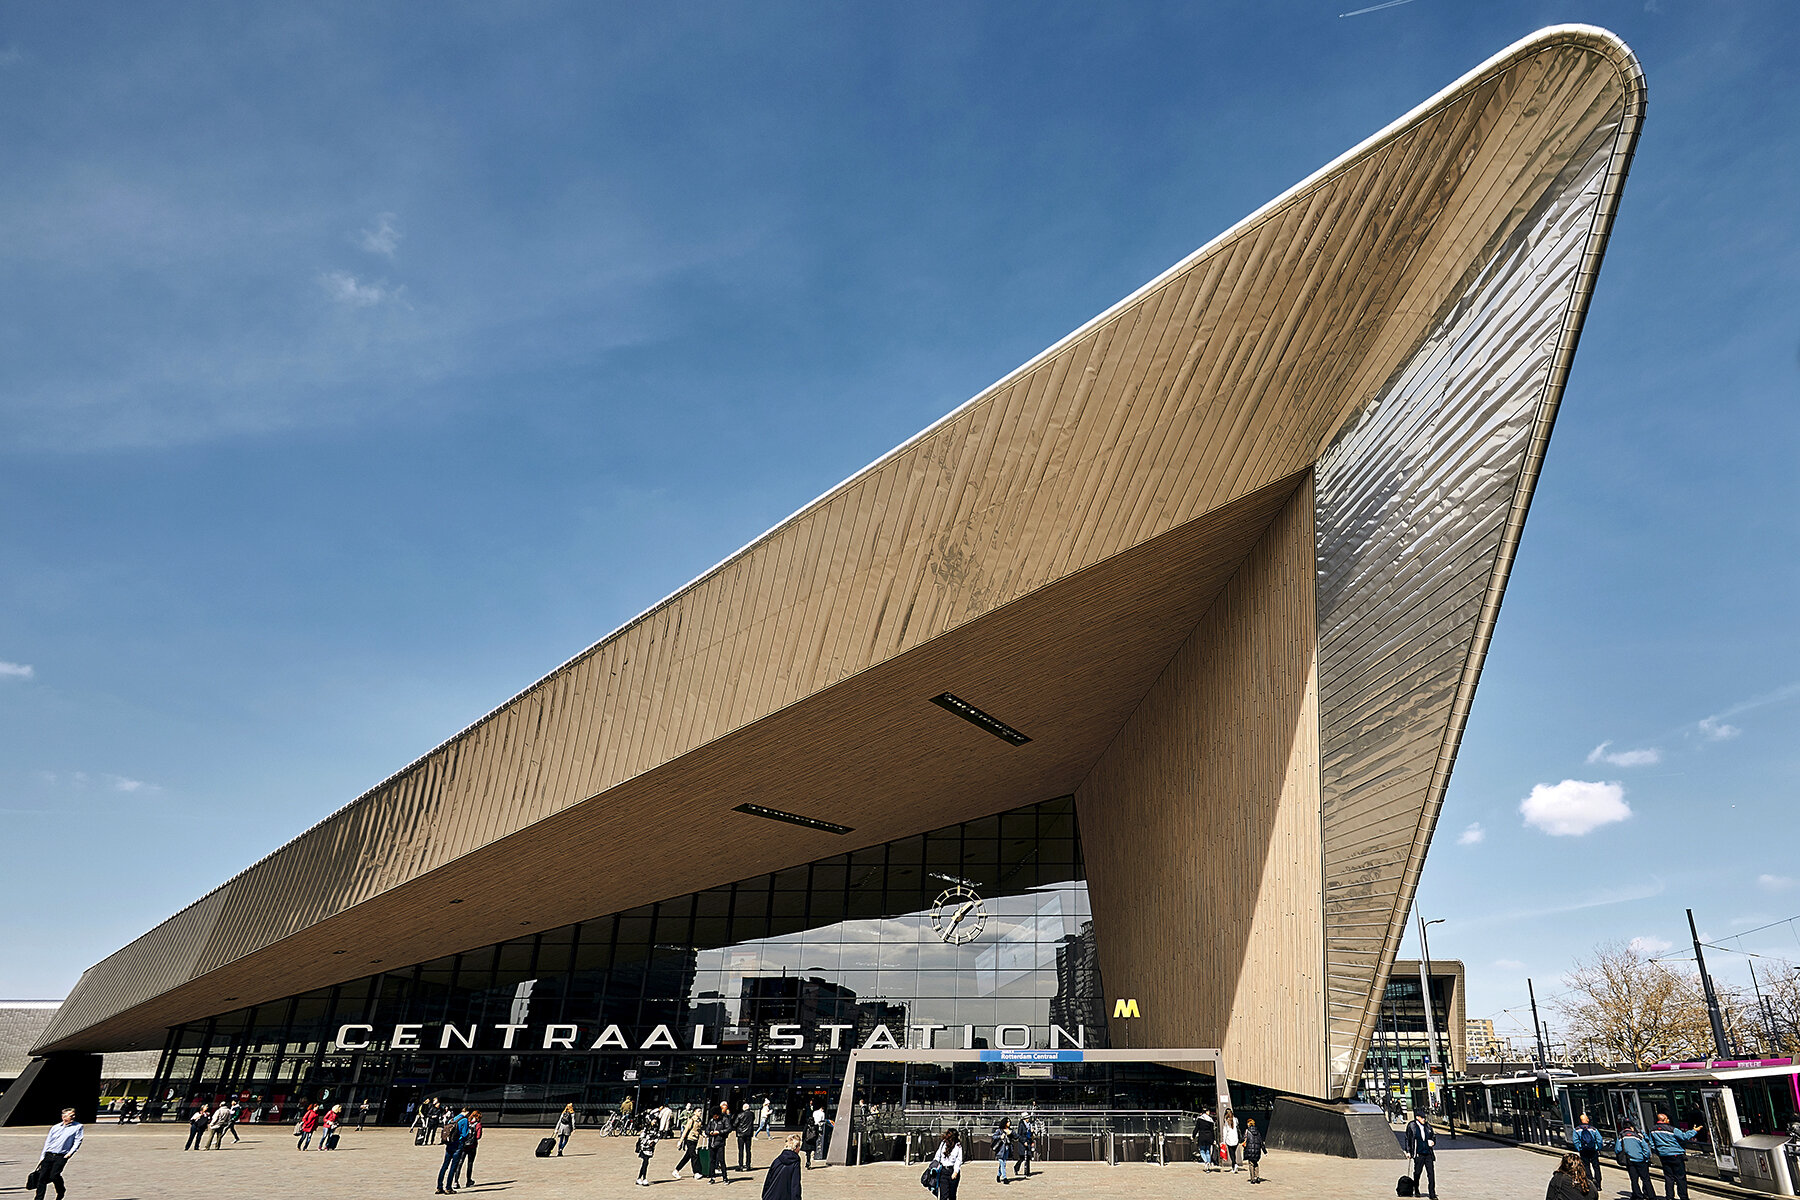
<box><xmin>3</xmin><ymin>26</ymin><xmax>1643</xmax><ymax>1135</ymax></box>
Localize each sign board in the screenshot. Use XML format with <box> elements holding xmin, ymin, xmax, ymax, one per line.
<box><xmin>1016</xmin><ymin>1065</ymin><xmax>1053</xmax><ymax>1079</ymax></box>
<box><xmin>622</xmin><ymin>1070</ymin><xmax>639</xmax><ymax>1082</ymax></box>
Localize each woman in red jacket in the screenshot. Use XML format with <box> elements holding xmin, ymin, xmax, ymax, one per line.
<box><xmin>296</xmin><ymin>1104</ymin><xmax>320</xmax><ymax>1150</ymax></box>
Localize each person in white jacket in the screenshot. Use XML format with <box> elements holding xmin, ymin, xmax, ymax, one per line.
<box><xmin>930</xmin><ymin>1128</ymin><xmax>964</xmax><ymax>1200</ymax></box>
<box><xmin>1221</xmin><ymin>1108</ymin><xmax>1241</xmax><ymax>1172</ymax></box>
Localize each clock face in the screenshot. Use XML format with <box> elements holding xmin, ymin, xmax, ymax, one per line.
<box><xmin>930</xmin><ymin>885</ymin><xmax>987</xmax><ymax>945</ymax></box>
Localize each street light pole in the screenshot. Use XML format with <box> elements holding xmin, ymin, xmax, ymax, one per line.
<box><xmin>1417</xmin><ymin>916</ymin><xmax>1453</xmax><ymax>1134</ymax></box>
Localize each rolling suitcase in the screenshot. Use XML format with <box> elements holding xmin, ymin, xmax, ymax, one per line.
<box><xmin>536</xmin><ymin>1136</ymin><xmax>556</xmax><ymax>1157</ymax></box>
<box><xmin>325</xmin><ymin>1130</ymin><xmax>340</xmax><ymax>1150</ymax></box>
<box><xmin>415</xmin><ymin>1127</ymin><xmax>427</xmax><ymax>1145</ymax></box>
<box><xmin>696</xmin><ymin>1146</ymin><xmax>712</xmax><ymax>1175</ymax></box>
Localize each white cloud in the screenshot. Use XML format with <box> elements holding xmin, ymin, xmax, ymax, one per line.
<box><xmin>319</xmin><ymin>270</ymin><xmax>397</xmax><ymax>307</ymax></box>
<box><xmin>1758</xmin><ymin>874</ymin><xmax>1796</xmax><ymax>892</ymax></box>
<box><xmin>108</xmin><ymin>775</ymin><xmax>149</xmax><ymax>793</ymax></box>
<box><xmin>1457</xmin><ymin>822</ymin><xmax>1486</xmax><ymax>845</ymax></box>
<box><xmin>1494</xmin><ymin>958</ymin><xmax>1525</xmax><ymax>970</ymax></box>
<box><xmin>1629</xmin><ymin>936</ymin><xmax>1674</xmax><ymax>955</ymax></box>
<box><xmin>1694</xmin><ymin>682</ymin><xmax>1800</xmax><ymax>743</ymax></box>
<box><xmin>0</xmin><ymin>660</ymin><xmax>33</xmax><ymax>679</ymax></box>
<box><xmin>1698</xmin><ymin>716</ymin><xmax>1740</xmax><ymax>741</ymax></box>
<box><xmin>359</xmin><ymin>212</ymin><xmax>401</xmax><ymax>258</ymax></box>
<box><xmin>1519</xmin><ymin>779</ymin><xmax>1631</xmax><ymax>837</ymax></box>
<box><xmin>1586</xmin><ymin>741</ymin><xmax>1661</xmax><ymax>767</ymax></box>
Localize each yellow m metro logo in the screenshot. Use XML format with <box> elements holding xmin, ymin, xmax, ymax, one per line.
<box><xmin>1112</xmin><ymin>998</ymin><xmax>1140</xmax><ymax>1019</ymax></box>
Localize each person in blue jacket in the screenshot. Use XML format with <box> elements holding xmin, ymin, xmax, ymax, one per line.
<box><xmin>1572</xmin><ymin>1114</ymin><xmax>1605</xmax><ymax>1190</ymax></box>
<box><xmin>1616</xmin><ymin>1121</ymin><xmax>1654</xmax><ymax>1200</ymax></box>
<box><xmin>1646</xmin><ymin>1113</ymin><xmax>1699</xmax><ymax>1200</ymax></box>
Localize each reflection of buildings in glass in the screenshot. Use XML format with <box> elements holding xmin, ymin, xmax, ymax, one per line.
<box><xmin>738</xmin><ymin>975</ymin><xmax>905</xmax><ymax>1045</ymax></box>
<box><xmin>1050</xmin><ymin>919</ymin><xmax>1106</xmax><ymax>1044</ymax></box>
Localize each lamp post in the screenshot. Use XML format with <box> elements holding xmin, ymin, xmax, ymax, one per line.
<box><xmin>1417</xmin><ymin>916</ymin><xmax>1454</xmax><ymax>1134</ymax></box>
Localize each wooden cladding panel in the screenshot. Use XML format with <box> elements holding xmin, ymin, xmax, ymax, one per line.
<box><xmin>42</xmin><ymin>34</ymin><xmax>1640</xmax><ymax>1056</ymax></box>
<box><xmin>1076</xmin><ymin>478</ymin><xmax>1325</xmax><ymax>1098</ymax></box>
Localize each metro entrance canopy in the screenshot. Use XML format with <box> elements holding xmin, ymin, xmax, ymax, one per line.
<box><xmin>18</xmin><ymin>26</ymin><xmax>1643</xmax><ymax>1124</ymax></box>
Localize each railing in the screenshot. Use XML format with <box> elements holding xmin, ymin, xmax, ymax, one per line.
<box><xmin>848</xmin><ymin>1107</ymin><xmax>1209</xmax><ymax>1165</ymax></box>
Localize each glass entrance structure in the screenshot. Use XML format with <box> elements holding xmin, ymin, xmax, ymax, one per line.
<box><xmin>144</xmin><ymin>796</ymin><xmax>1195</xmax><ymax>1125</ymax></box>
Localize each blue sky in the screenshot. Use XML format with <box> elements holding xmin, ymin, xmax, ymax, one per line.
<box><xmin>2</xmin><ymin>2</ymin><xmax>1795</xmax><ymax>1052</ymax></box>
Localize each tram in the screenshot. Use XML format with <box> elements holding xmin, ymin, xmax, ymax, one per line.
<box><xmin>1448</xmin><ymin>1060</ymin><xmax>1800</xmax><ymax>1187</ymax></box>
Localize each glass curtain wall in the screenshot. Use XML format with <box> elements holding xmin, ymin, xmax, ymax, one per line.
<box><xmin>146</xmin><ymin>796</ymin><xmax>1111</xmax><ymax>1126</ymax></box>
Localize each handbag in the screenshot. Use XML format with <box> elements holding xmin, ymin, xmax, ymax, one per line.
<box><xmin>921</xmin><ymin>1163</ymin><xmax>939</xmax><ymax>1193</ymax></box>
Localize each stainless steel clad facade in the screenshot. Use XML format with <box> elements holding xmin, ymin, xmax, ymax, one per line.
<box><xmin>36</xmin><ymin>27</ymin><xmax>1643</xmax><ymax>1105</ymax></box>
<box><xmin>1315</xmin><ymin>64</ymin><xmax>1642</xmax><ymax>1094</ymax></box>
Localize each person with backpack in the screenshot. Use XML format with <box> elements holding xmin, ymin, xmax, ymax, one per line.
<box><xmin>1243</xmin><ymin>1117</ymin><xmax>1265</xmax><ymax>1183</ymax></box>
<box><xmin>1616</xmin><ymin>1121</ymin><xmax>1654</xmax><ymax>1200</ymax></box>
<box><xmin>764</xmin><ymin>1133</ymin><xmax>802</xmax><ymax>1200</ymax></box>
<box><xmin>705</xmin><ymin>1101</ymin><xmax>735</xmax><ymax>1183</ymax></box>
<box><xmin>635</xmin><ymin>1124</ymin><xmax>660</xmax><ymax>1186</ymax></box>
<box><xmin>555</xmin><ymin>1102</ymin><xmax>576</xmax><ymax>1156</ymax></box>
<box><xmin>992</xmin><ymin>1117</ymin><xmax>1013</xmax><ymax>1184</ymax></box>
<box><xmin>1572</xmin><ymin>1114</ymin><xmax>1604</xmax><ymax>1190</ymax></box>
<box><xmin>735</xmin><ymin>1100</ymin><xmax>757</xmax><ymax>1170</ymax></box>
<box><xmin>930</xmin><ymin>1129</ymin><xmax>964</xmax><ymax>1200</ymax></box>
<box><xmin>435</xmin><ymin>1105</ymin><xmax>470</xmax><ymax>1195</ymax></box>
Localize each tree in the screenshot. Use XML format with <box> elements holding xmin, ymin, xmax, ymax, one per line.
<box><xmin>1748</xmin><ymin>958</ymin><xmax>1800</xmax><ymax>1057</ymax></box>
<box><xmin>1553</xmin><ymin>941</ymin><xmax>1731</xmax><ymax>1068</ymax></box>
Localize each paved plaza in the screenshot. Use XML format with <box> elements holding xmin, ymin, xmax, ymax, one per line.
<box><xmin>0</xmin><ymin>1123</ymin><xmax>1702</xmax><ymax>1200</ymax></box>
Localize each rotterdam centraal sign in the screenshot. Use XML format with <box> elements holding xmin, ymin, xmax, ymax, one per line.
<box><xmin>331</xmin><ymin>1021</ymin><xmax>1096</xmax><ymax>1054</ymax></box>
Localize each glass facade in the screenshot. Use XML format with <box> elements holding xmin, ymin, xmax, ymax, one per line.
<box><xmin>146</xmin><ymin>795</ymin><xmax>1150</xmax><ymax>1126</ymax></box>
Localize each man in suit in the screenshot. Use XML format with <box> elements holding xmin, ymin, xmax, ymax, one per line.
<box><xmin>1405</xmin><ymin>1113</ymin><xmax>1438</xmax><ymax>1200</ymax></box>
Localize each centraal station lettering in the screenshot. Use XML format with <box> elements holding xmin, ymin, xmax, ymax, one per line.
<box><xmin>332</xmin><ymin>1022</ymin><xmax>1095</xmax><ymax>1054</ymax></box>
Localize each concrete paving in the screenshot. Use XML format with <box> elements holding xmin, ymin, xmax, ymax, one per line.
<box><xmin>0</xmin><ymin>1123</ymin><xmax>1670</xmax><ymax>1200</ymax></box>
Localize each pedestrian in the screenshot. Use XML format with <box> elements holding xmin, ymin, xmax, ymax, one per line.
<box><xmin>758</xmin><ymin>1096</ymin><xmax>774</xmax><ymax>1139</ymax></box>
<box><xmin>931</xmin><ymin>1128</ymin><xmax>964</xmax><ymax>1200</ymax></box>
<box><xmin>801</xmin><ymin>1118</ymin><xmax>819</xmax><ymax>1169</ymax></box>
<box><xmin>735</xmin><ymin>1100</ymin><xmax>757</xmax><ymax>1170</ymax></box>
<box><xmin>1194</xmin><ymin>1108</ymin><xmax>1216</xmax><ymax>1167</ymax></box>
<box><xmin>1571</xmin><ymin>1114</ymin><xmax>1604</xmax><ymax>1189</ymax></box>
<box><xmin>992</xmin><ymin>1117</ymin><xmax>1013</xmax><ymax>1183</ymax></box>
<box><xmin>203</xmin><ymin>1101</ymin><xmax>232</xmax><ymax>1149</ymax></box>
<box><xmin>661</xmin><ymin>1102</ymin><xmax>676</xmax><ymax>1139</ymax></box>
<box><xmin>1404</xmin><ymin>1111</ymin><xmax>1438</xmax><ymax>1200</ymax></box>
<box><xmin>1016</xmin><ymin>1115</ymin><xmax>1035</xmax><ymax>1178</ymax></box>
<box><xmin>461</xmin><ymin>1110</ymin><xmax>483</xmax><ymax>1186</ymax></box>
<box><xmin>636</xmin><ymin>1123</ymin><xmax>660</xmax><ymax>1186</ymax></box>
<box><xmin>1548</xmin><ymin>1152</ymin><xmax>1596</xmax><ymax>1200</ymax></box>
<box><xmin>1221</xmin><ymin>1107</ymin><xmax>1241</xmax><ymax>1173</ymax></box>
<box><xmin>428</xmin><ymin>1098</ymin><xmax>444</xmax><ymax>1145</ymax></box>
<box><xmin>435</xmin><ymin>1105</ymin><xmax>470</xmax><ymax>1195</ymax></box>
<box><xmin>706</xmin><ymin>1100</ymin><xmax>735</xmax><ymax>1184</ymax></box>
<box><xmin>297</xmin><ymin>1102</ymin><xmax>320</xmax><ymax>1150</ymax></box>
<box><xmin>225</xmin><ymin>1099</ymin><xmax>241</xmax><ymax>1143</ymax></box>
<box><xmin>322</xmin><ymin>1104</ymin><xmax>344</xmax><ymax>1149</ymax></box>
<box><xmin>28</xmin><ymin>1108</ymin><xmax>82</xmax><ymax>1200</ymax></box>
<box><xmin>675</xmin><ymin>1105</ymin><xmax>706</xmax><ymax>1178</ymax></box>
<box><xmin>1617</xmin><ymin>1121</ymin><xmax>1654</xmax><ymax>1200</ymax></box>
<box><xmin>763</xmin><ymin>1132</ymin><xmax>803</xmax><ymax>1200</ymax></box>
<box><xmin>1646</xmin><ymin>1113</ymin><xmax>1698</xmax><ymax>1200</ymax></box>
<box><xmin>1244</xmin><ymin>1118</ymin><xmax>1265</xmax><ymax>1183</ymax></box>
<box><xmin>358</xmin><ymin>1098</ymin><xmax>370</xmax><ymax>1131</ymax></box>
<box><xmin>555</xmin><ymin>1102</ymin><xmax>576</xmax><ymax>1156</ymax></box>
<box><xmin>185</xmin><ymin>1103</ymin><xmax>210</xmax><ymax>1151</ymax></box>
